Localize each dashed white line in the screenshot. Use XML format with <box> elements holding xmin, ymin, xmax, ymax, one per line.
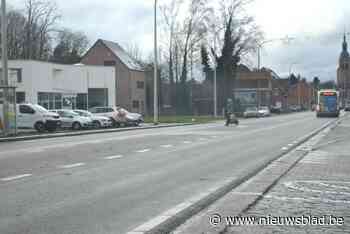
<box><xmin>160</xmin><ymin>145</ymin><xmax>173</xmax><ymax>148</ymax></box>
<box><xmin>136</xmin><ymin>149</ymin><xmax>151</xmax><ymax>153</ymax></box>
<box><xmin>281</xmin><ymin>147</ymin><xmax>289</xmax><ymax>151</ymax></box>
<box><xmin>1</xmin><ymin>174</ymin><xmax>32</xmax><ymax>182</ymax></box>
<box><xmin>58</xmin><ymin>163</ymin><xmax>85</xmax><ymax>169</ymax></box>
<box><xmin>288</xmin><ymin>143</ymin><xmax>294</xmax><ymax>146</ymax></box>
<box><xmin>183</xmin><ymin>141</ymin><xmax>192</xmax><ymax>144</ymax></box>
<box><xmin>104</xmin><ymin>155</ymin><xmax>123</xmax><ymax>160</ymax></box>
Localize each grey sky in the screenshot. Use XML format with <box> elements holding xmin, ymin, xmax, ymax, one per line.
<box><xmin>10</xmin><ymin>0</ymin><xmax>350</xmax><ymax>81</ymax></box>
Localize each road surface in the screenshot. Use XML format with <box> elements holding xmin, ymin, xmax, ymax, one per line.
<box><xmin>0</xmin><ymin>112</ymin><xmax>332</xmax><ymax>234</ymax></box>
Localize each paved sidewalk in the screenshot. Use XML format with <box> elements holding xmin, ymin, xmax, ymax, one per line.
<box><xmin>225</xmin><ymin>116</ymin><xmax>350</xmax><ymax>233</ymax></box>
<box><xmin>173</xmin><ymin>115</ymin><xmax>348</xmax><ymax>234</ymax></box>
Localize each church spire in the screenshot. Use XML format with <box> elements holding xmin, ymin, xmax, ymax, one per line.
<box><xmin>343</xmin><ymin>33</ymin><xmax>348</xmax><ymax>52</ymax></box>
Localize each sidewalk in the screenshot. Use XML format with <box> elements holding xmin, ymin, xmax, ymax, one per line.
<box><xmin>174</xmin><ymin>115</ymin><xmax>349</xmax><ymax>234</ymax></box>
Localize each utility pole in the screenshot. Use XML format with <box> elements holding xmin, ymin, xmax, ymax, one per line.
<box><xmin>1</xmin><ymin>0</ymin><xmax>9</xmax><ymax>136</ymax></box>
<box><xmin>213</xmin><ymin>36</ymin><xmax>217</xmax><ymax>118</ymax></box>
<box><xmin>153</xmin><ymin>0</ymin><xmax>158</xmax><ymax>124</ymax></box>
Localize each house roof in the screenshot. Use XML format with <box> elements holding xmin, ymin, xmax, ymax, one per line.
<box><xmin>99</xmin><ymin>39</ymin><xmax>144</xmax><ymax>71</ymax></box>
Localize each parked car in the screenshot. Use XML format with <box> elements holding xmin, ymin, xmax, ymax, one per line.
<box><xmin>289</xmin><ymin>105</ymin><xmax>302</xmax><ymax>112</ymax></box>
<box><xmin>13</xmin><ymin>104</ymin><xmax>61</xmax><ymax>132</ymax></box>
<box><xmin>74</xmin><ymin>109</ymin><xmax>112</xmax><ymax>128</ymax></box>
<box><xmin>89</xmin><ymin>106</ymin><xmax>143</xmax><ymax>127</ymax></box>
<box><xmin>243</xmin><ymin>107</ymin><xmax>260</xmax><ymax>118</ymax></box>
<box><xmin>51</xmin><ymin>109</ymin><xmax>93</xmax><ymax>130</ymax></box>
<box><xmin>258</xmin><ymin>106</ymin><xmax>271</xmax><ymax>117</ymax></box>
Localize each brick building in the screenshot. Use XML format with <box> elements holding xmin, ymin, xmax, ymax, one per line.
<box><xmin>81</xmin><ymin>39</ymin><xmax>147</xmax><ymax>114</ymax></box>
<box><xmin>337</xmin><ymin>34</ymin><xmax>350</xmax><ymax>106</ymax></box>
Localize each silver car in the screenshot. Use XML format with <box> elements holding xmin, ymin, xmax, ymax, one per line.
<box><xmin>74</xmin><ymin>109</ymin><xmax>112</xmax><ymax>128</ymax></box>
<box><xmin>51</xmin><ymin>109</ymin><xmax>93</xmax><ymax>130</ymax></box>
<box><xmin>243</xmin><ymin>107</ymin><xmax>260</xmax><ymax>118</ymax></box>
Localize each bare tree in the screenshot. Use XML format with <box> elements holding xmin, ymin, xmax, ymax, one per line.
<box><xmin>51</xmin><ymin>28</ymin><xmax>89</xmax><ymax>64</ymax></box>
<box><xmin>6</xmin><ymin>10</ymin><xmax>26</xmax><ymax>59</ymax></box>
<box><xmin>209</xmin><ymin>0</ymin><xmax>263</xmax><ymax>110</ymax></box>
<box><xmin>23</xmin><ymin>0</ymin><xmax>60</xmax><ymax>60</ymax></box>
<box><xmin>125</xmin><ymin>42</ymin><xmax>143</xmax><ymax>63</ymax></box>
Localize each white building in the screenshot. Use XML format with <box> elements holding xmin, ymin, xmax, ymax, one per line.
<box><xmin>1</xmin><ymin>60</ymin><xmax>115</xmax><ymax>110</ymax></box>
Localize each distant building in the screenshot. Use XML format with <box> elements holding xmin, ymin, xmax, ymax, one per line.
<box><xmin>0</xmin><ymin>60</ymin><xmax>115</xmax><ymax>109</ymax></box>
<box><xmin>81</xmin><ymin>39</ymin><xmax>147</xmax><ymax>114</ymax></box>
<box><xmin>337</xmin><ymin>34</ymin><xmax>350</xmax><ymax>105</ymax></box>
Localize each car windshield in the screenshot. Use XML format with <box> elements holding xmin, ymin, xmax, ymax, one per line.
<box><xmin>246</xmin><ymin>107</ymin><xmax>257</xmax><ymax>111</ymax></box>
<box><xmin>76</xmin><ymin>111</ymin><xmax>91</xmax><ymax>117</ymax></box>
<box><xmin>34</xmin><ymin>104</ymin><xmax>49</xmax><ymax>113</ymax></box>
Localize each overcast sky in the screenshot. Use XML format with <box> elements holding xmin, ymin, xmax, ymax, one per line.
<box><xmin>10</xmin><ymin>0</ymin><xmax>350</xmax><ymax>81</ymax></box>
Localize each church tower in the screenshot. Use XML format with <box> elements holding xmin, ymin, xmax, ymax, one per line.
<box><xmin>337</xmin><ymin>34</ymin><xmax>350</xmax><ymax>105</ymax></box>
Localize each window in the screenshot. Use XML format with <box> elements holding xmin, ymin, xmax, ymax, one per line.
<box><xmin>104</xmin><ymin>60</ymin><xmax>116</xmax><ymax>66</ymax></box>
<box><xmin>106</xmin><ymin>107</ymin><xmax>114</xmax><ymax>112</ymax></box>
<box><xmin>19</xmin><ymin>105</ymin><xmax>35</xmax><ymax>114</ymax></box>
<box><xmin>137</xmin><ymin>81</ymin><xmax>145</xmax><ymax>89</ymax></box>
<box><xmin>16</xmin><ymin>92</ymin><xmax>25</xmax><ymax>103</ymax></box>
<box><xmin>133</xmin><ymin>100</ymin><xmax>140</xmax><ymax>109</ymax></box>
<box><xmin>38</xmin><ymin>92</ymin><xmax>62</xmax><ymax>110</ymax></box>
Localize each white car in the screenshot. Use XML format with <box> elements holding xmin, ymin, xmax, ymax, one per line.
<box><xmin>258</xmin><ymin>106</ymin><xmax>271</xmax><ymax>117</ymax></box>
<box><xmin>243</xmin><ymin>107</ymin><xmax>260</xmax><ymax>118</ymax></box>
<box><xmin>89</xmin><ymin>106</ymin><xmax>143</xmax><ymax>127</ymax></box>
<box><xmin>51</xmin><ymin>109</ymin><xmax>93</xmax><ymax>130</ymax></box>
<box><xmin>14</xmin><ymin>104</ymin><xmax>61</xmax><ymax>132</ymax></box>
<box><xmin>74</xmin><ymin>109</ymin><xmax>112</xmax><ymax>128</ymax></box>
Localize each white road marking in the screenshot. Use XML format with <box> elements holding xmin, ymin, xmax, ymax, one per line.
<box><xmin>288</xmin><ymin>143</ymin><xmax>294</xmax><ymax>146</ymax></box>
<box><xmin>183</xmin><ymin>141</ymin><xmax>192</xmax><ymax>144</ymax></box>
<box><xmin>281</xmin><ymin>147</ymin><xmax>289</xmax><ymax>151</ymax></box>
<box><xmin>136</xmin><ymin>149</ymin><xmax>151</xmax><ymax>153</ymax></box>
<box><xmin>104</xmin><ymin>155</ymin><xmax>123</xmax><ymax>160</ymax></box>
<box><xmin>1</xmin><ymin>174</ymin><xmax>32</xmax><ymax>182</ymax></box>
<box><xmin>58</xmin><ymin>163</ymin><xmax>85</xmax><ymax>169</ymax></box>
<box><xmin>126</xmin><ymin>177</ymin><xmax>235</xmax><ymax>234</ymax></box>
<box><xmin>160</xmin><ymin>144</ymin><xmax>173</xmax><ymax>148</ymax></box>
<box><xmin>199</xmin><ymin>138</ymin><xmax>207</xmax><ymax>141</ymax></box>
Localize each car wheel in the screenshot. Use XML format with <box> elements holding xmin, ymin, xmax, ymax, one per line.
<box><xmin>93</xmin><ymin>121</ymin><xmax>101</xmax><ymax>129</ymax></box>
<box><xmin>34</xmin><ymin>122</ymin><xmax>46</xmax><ymax>133</ymax></box>
<box><xmin>72</xmin><ymin>122</ymin><xmax>81</xmax><ymax>130</ymax></box>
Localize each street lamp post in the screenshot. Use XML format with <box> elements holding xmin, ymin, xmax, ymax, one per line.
<box><xmin>1</xmin><ymin>0</ymin><xmax>9</xmax><ymax>136</ymax></box>
<box><xmin>153</xmin><ymin>0</ymin><xmax>158</xmax><ymax>124</ymax></box>
<box><xmin>213</xmin><ymin>35</ymin><xmax>217</xmax><ymax>118</ymax></box>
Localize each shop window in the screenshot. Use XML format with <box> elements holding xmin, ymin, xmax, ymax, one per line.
<box><xmin>16</xmin><ymin>92</ymin><xmax>25</xmax><ymax>103</ymax></box>
<box><xmin>133</xmin><ymin>100</ymin><xmax>140</xmax><ymax>109</ymax></box>
<box><xmin>137</xmin><ymin>81</ymin><xmax>145</xmax><ymax>89</ymax></box>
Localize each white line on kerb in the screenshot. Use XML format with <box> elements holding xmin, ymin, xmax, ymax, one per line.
<box><xmin>104</xmin><ymin>155</ymin><xmax>123</xmax><ymax>160</ymax></box>
<box><xmin>1</xmin><ymin>174</ymin><xmax>32</xmax><ymax>182</ymax></box>
<box><xmin>160</xmin><ymin>145</ymin><xmax>173</xmax><ymax>148</ymax></box>
<box><xmin>126</xmin><ymin>178</ymin><xmax>235</xmax><ymax>234</ymax></box>
<box><xmin>59</xmin><ymin>163</ymin><xmax>85</xmax><ymax>169</ymax></box>
<box><xmin>136</xmin><ymin>149</ymin><xmax>151</xmax><ymax>153</ymax></box>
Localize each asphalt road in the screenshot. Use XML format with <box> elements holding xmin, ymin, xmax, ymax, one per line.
<box><xmin>0</xmin><ymin>112</ymin><xmax>333</xmax><ymax>234</ymax></box>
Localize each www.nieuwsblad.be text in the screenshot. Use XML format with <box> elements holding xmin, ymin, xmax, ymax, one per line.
<box><xmin>209</xmin><ymin>214</ymin><xmax>345</xmax><ymax>226</ymax></box>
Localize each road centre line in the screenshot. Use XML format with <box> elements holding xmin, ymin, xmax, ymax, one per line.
<box><xmin>1</xmin><ymin>174</ymin><xmax>32</xmax><ymax>182</ymax></box>
<box><xmin>104</xmin><ymin>155</ymin><xmax>123</xmax><ymax>160</ymax></box>
<box><xmin>160</xmin><ymin>145</ymin><xmax>173</xmax><ymax>148</ymax></box>
<box><xmin>58</xmin><ymin>163</ymin><xmax>85</xmax><ymax>169</ymax></box>
<box><xmin>136</xmin><ymin>149</ymin><xmax>151</xmax><ymax>153</ymax></box>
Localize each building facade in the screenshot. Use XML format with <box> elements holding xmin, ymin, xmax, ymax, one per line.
<box><xmin>337</xmin><ymin>34</ymin><xmax>350</xmax><ymax>105</ymax></box>
<box><xmin>81</xmin><ymin>39</ymin><xmax>147</xmax><ymax>114</ymax></box>
<box><xmin>0</xmin><ymin>60</ymin><xmax>115</xmax><ymax>110</ymax></box>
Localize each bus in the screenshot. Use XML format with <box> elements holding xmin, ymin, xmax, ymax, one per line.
<box><xmin>316</xmin><ymin>89</ymin><xmax>340</xmax><ymax>117</ymax></box>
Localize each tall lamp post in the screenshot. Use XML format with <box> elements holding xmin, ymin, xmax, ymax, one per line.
<box><xmin>1</xmin><ymin>0</ymin><xmax>9</xmax><ymax>136</ymax></box>
<box><xmin>153</xmin><ymin>0</ymin><xmax>158</xmax><ymax>124</ymax></box>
